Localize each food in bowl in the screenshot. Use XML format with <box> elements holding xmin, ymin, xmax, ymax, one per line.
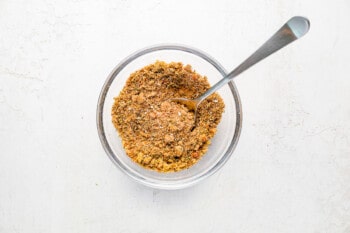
<box><xmin>111</xmin><ymin>61</ymin><xmax>224</xmax><ymax>172</ymax></box>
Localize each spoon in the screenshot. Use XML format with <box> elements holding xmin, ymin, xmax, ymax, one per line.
<box><xmin>172</xmin><ymin>16</ymin><xmax>310</xmax><ymax>127</ymax></box>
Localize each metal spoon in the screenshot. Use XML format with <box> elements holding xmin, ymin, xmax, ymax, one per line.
<box><xmin>172</xmin><ymin>16</ymin><xmax>310</xmax><ymax>127</ymax></box>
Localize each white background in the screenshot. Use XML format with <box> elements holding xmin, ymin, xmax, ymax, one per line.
<box><xmin>1</xmin><ymin>0</ymin><xmax>349</xmax><ymax>232</ymax></box>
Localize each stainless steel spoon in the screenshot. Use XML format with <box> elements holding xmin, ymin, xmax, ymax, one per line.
<box><xmin>172</xmin><ymin>16</ymin><xmax>310</xmax><ymax>127</ymax></box>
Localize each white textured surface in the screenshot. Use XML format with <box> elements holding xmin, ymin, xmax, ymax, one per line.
<box><xmin>0</xmin><ymin>0</ymin><xmax>350</xmax><ymax>232</ymax></box>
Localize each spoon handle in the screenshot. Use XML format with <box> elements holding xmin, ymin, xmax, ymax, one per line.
<box><xmin>198</xmin><ymin>16</ymin><xmax>310</xmax><ymax>102</ymax></box>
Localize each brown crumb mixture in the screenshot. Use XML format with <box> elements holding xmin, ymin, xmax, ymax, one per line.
<box><xmin>112</xmin><ymin>61</ymin><xmax>224</xmax><ymax>172</ymax></box>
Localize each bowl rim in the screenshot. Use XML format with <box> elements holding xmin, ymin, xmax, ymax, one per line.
<box><xmin>96</xmin><ymin>44</ymin><xmax>243</xmax><ymax>190</ymax></box>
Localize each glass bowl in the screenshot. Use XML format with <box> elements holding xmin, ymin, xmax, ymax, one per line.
<box><xmin>97</xmin><ymin>44</ymin><xmax>242</xmax><ymax>190</ymax></box>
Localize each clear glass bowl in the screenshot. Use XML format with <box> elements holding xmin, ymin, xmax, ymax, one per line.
<box><xmin>97</xmin><ymin>44</ymin><xmax>242</xmax><ymax>190</ymax></box>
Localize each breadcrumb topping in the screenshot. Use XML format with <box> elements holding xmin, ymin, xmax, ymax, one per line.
<box><xmin>112</xmin><ymin>61</ymin><xmax>224</xmax><ymax>172</ymax></box>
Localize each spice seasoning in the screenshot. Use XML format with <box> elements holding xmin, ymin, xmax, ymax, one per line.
<box><xmin>112</xmin><ymin>61</ymin><xmax>224</xmax><ymax>172</ymax></box>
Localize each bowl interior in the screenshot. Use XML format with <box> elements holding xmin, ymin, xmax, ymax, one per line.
<box><xmin>98</xmin><ymin>45</ymin><xmax>241</xmax><ymax>189</ymax></box>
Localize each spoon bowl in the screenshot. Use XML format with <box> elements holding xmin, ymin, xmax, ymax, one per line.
<box><xmin>97</xmin><ymin>44</ymin><xmax>242</xmax><ymax>189</ymax></box>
